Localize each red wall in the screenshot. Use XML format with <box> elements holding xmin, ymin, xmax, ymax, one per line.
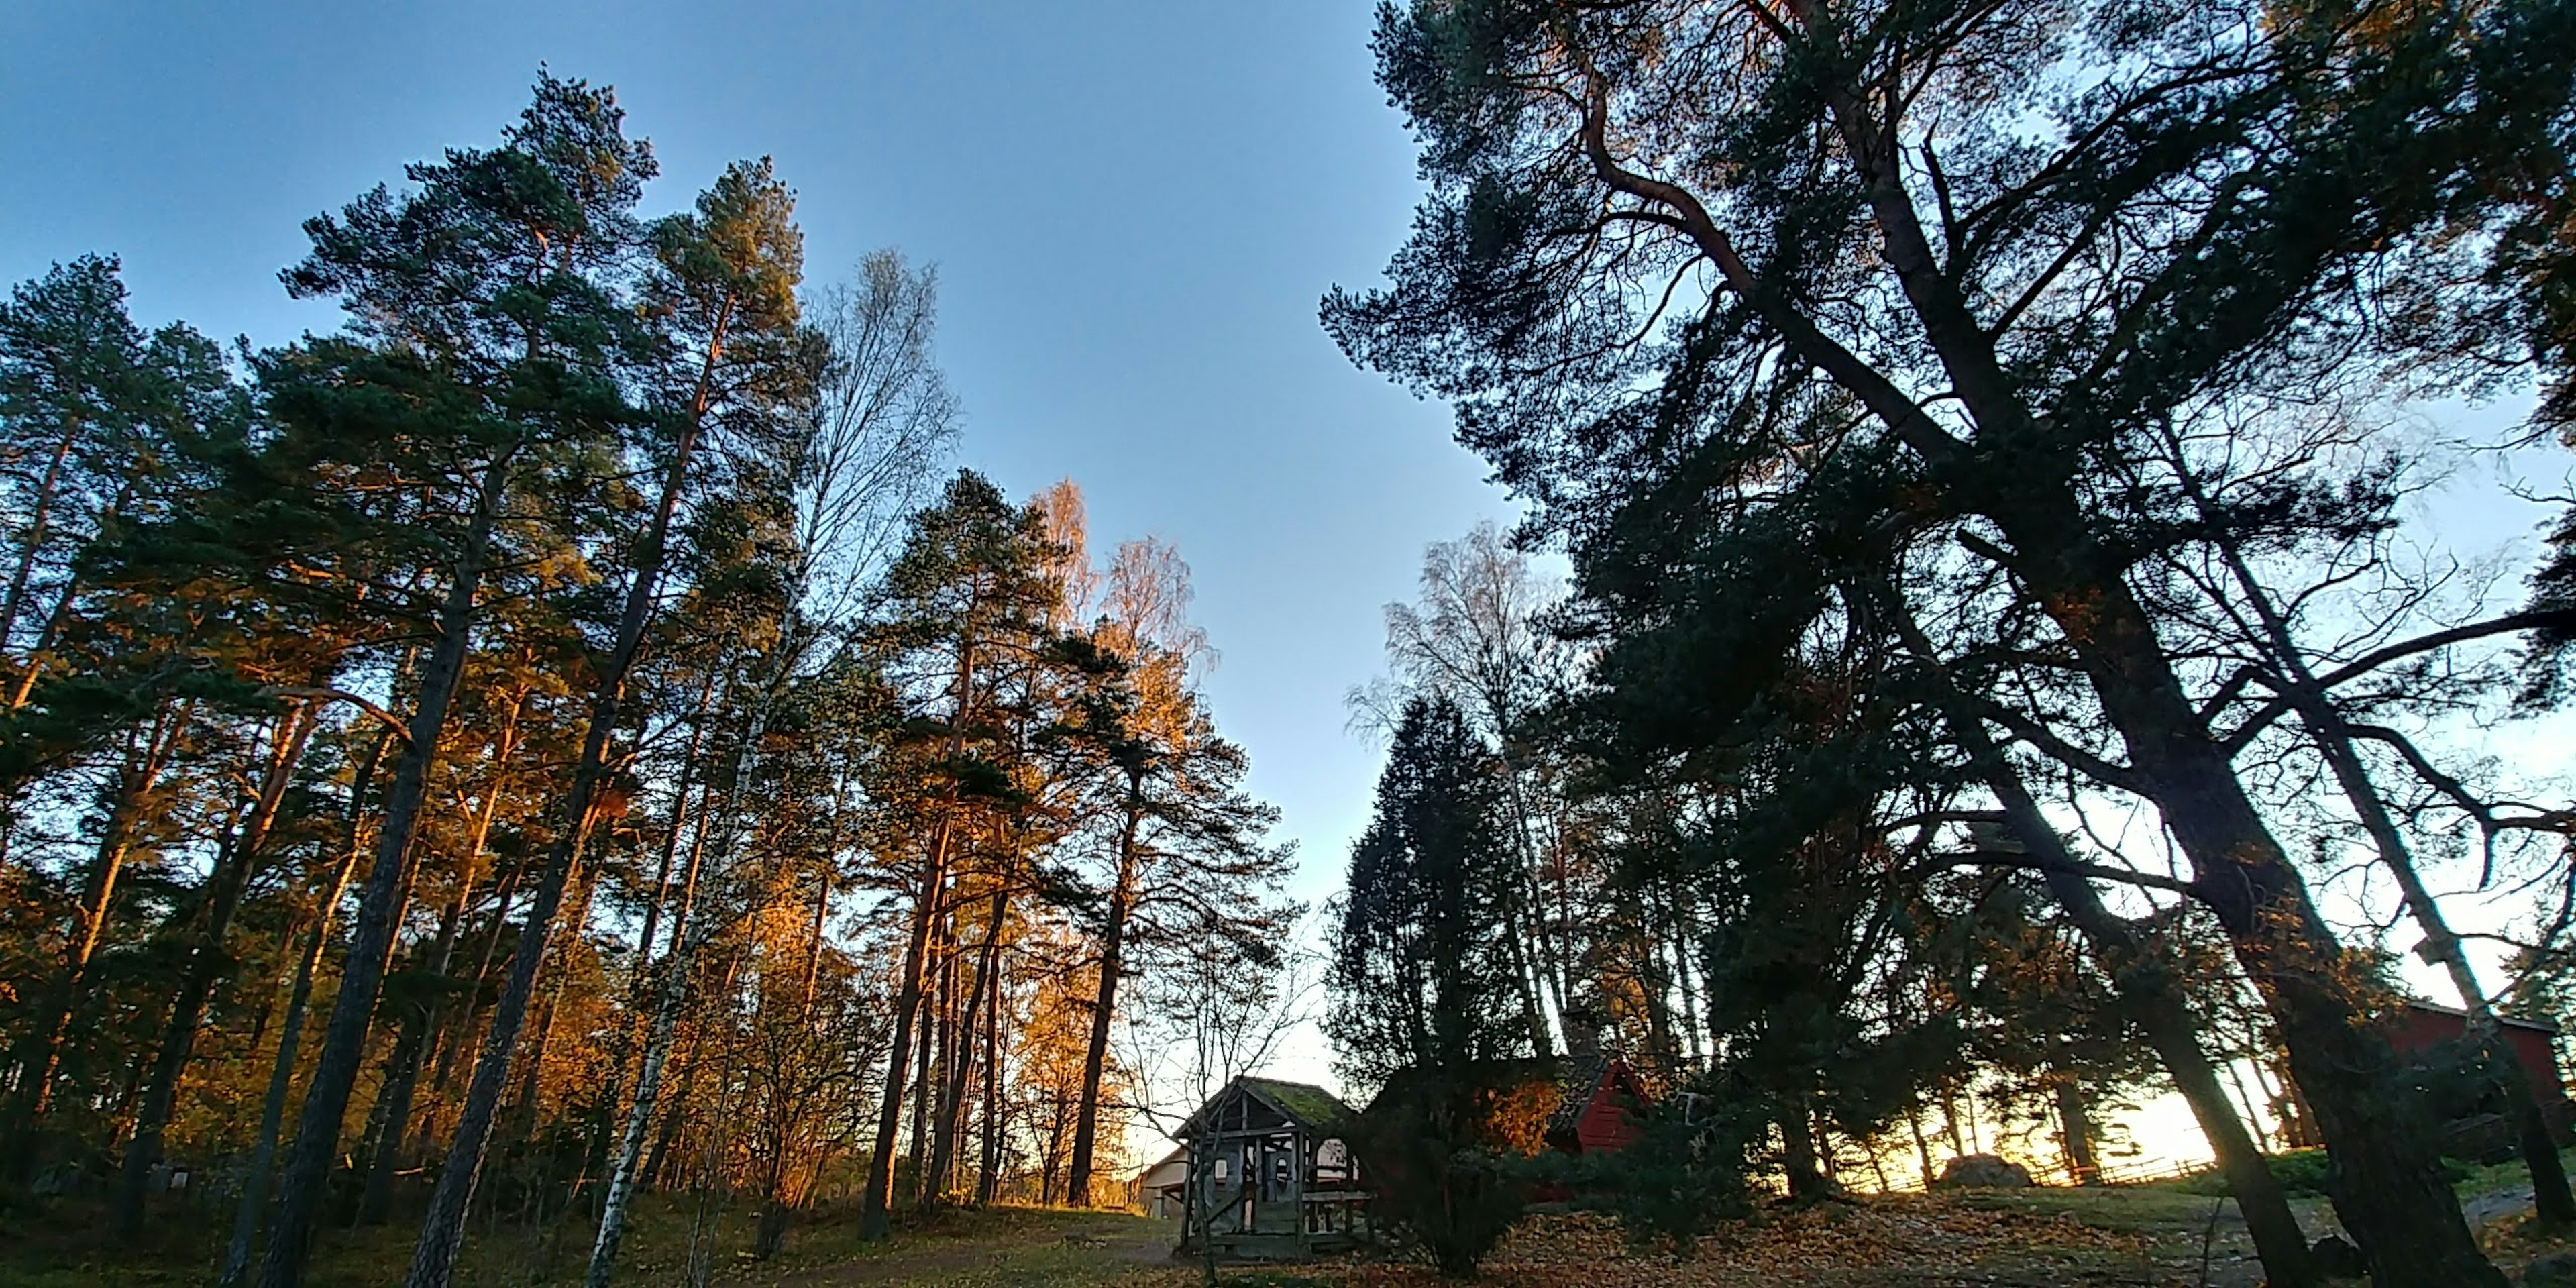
<box><xmin>1575</xmin><ymin>1093</ymin><xmax>1641</xmax><ymax>1152</ymax></box>
<box><xmin>2387</xmin><ymin>1006</ymin><xmax>2568</xmax><ymax>1106</ymax></box>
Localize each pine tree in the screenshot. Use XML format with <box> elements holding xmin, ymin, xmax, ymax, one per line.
<box><xmin>255</xmin><ymin>70</ymin><xmax>657</xmax><ymax>1288</ymax></box>
<box><xmin>855</xmin><ymin>469</ymin><xmax>1064</xmax><ymax>1239</ymax></box>
<box><xmin>1325</xmin><ymin>2</ymin><xmax>2576</xmax><ymax>1279</ymax></box>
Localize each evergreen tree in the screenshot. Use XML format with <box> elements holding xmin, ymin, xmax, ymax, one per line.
<box><xmin>1330</xmin><ymin>694</ymin><xmax>1526</xmax><ymax>1089</ymax></box>
<box><xmin>1325</xmin><ymin>1</ymin><xmax>2576</xmax><ymax>1279</ymax></box>
<box><xmin>256</xmin><ymin>70</ymin><xmax>657</xmax><ymax>1288</ymax></box>
<box><xmin>1329</xmin><ymin>694</ymin><xmax>1532</xmax><ymax>1278</ymax></box>
<box><xmin>854</xmin><ymin>468</ymin><xmax>1065</xmax><ymax>1238</ymax></box>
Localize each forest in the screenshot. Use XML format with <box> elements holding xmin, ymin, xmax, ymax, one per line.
<box><xmin>7</xmin><ymin>0</ymin><xmax>2576</xmax><ymax>1287</ymax></box>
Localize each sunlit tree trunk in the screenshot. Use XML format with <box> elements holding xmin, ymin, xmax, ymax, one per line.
<box><xmin>5</xmin><ymin>701</ymin><xmax>184</xmax><ymax>1146</ymax></box>
<box><xmin>928</xmin><ymin>886</ymin><xmax>1006</xmax><ymax>1206</ymax></box>
<box><xmin>258</xmin><ymin>451</ymin><xmax>511</xmax><ymax>1288</ymax></box>
<box><xmin>1067</xmin><ymin>796</ymin><xmax>1140</xmax><ymax>1208</ymax></box>
<box><xmin>217</xmin><ymin>729</ymin><xmax>386</xmax><ymax>1286</ymax></box>
<box><xmin>115</xmin><ymin>704</ymin><xmax>318</xmax><ymax>1232</ymax></box>
<box><xmin>861</xmin><ymin>632</ymin><xmax>974</xmax><ymax>1238</ymax></box>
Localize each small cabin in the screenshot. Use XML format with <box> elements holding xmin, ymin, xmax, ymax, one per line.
<box><xmin>1549</xmin><ymin>1053</ymin><xmax>1650</xmax><ymax>1155</ymax></box>
<box><xmin>1173</xmin><ymin>1075</ymin><xmax>1369</xmax><ymax>1260</ymax></box>
<box><xmin>1138</xmin><ymin>1147</ymin><xmax>1189</xmax><ymax>1219</ymax></box>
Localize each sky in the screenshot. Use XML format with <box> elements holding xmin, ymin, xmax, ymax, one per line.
<box><xmin>10</xmin><ymin>1</ymin><xmax>2575</xmax><ymax>1182</ymax></box>
<box><xmin>0</xmin><ymin>0</ymin><xmax>1491</xmax><ymax>1079</ymax></box>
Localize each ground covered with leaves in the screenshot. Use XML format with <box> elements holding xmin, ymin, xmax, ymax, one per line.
<box><xmin>8</xmin><ymin>1167</ymin><xmax>2575</xmax><ymax>1287</ymax></box>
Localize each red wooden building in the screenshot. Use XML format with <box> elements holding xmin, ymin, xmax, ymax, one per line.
<box><xmin>2386</xmin><ymin>1001</ymin><xmax>2570</xmax><ymax>1130</ymax></box>
<box><xmin>1548</xmin><ymin>1054</ymin><xmax>1650</xmax><ymax>1155</ymax></box>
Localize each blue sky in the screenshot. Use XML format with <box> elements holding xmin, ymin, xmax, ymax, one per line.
<box><xmin>0</xmin><ymin>3</ymin><xmax>1504</xmax><ymax>932</ymax></box>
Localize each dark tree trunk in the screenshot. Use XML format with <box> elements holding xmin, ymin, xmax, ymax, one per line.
<box><xmin>2186</xmin><ymin>463</ymin><xmax>2576</xmax><ymax>1228</ymax></box>
<box><xmin>7</xmin><ymin>714</ymin><xmax>175</xmax><ymax>1150</ymax></box>
<box><xmin>976</xmin><ymin>959</ymin><xmax>1002</xmax><ymax>1205</ymax></box>
<box><xmin>908</xmin><ymin>945</ymin><xmax>946</xmax><ymax>1202</ymax></box>
<box><xmin>258</xmin><ymin>453</ymin><xmax>510</xmax><ymax>1288</ymax></box>
<box><xmin>1068</xmin><ymin>801</ymin><xmax>1140</xmax><ymax>1209</ymax></box>
<box><xmin>861</xmin><ymin>631</ymin><xmax>975</xmax><ymax>1239</ymax></box>
<box><xmin>1882</xmin><ymin>591</ymin><xmax>2318</xmax><ymax>1284</ymax></box>
<box><xmin>1675</xmin><ymin>85</ymin><xmax>2511</xmax><ymax>1275</ymax></box>
<box><xmin>928</xmin><ymin>888</ymin><xmax>1006</xmax><ymax>1209</ymax></box>
<box><xmin>356</xmin><ymin>887</ymin><xmax>467</xmax><ymax>1224</ymax></box>
<box><xmin>2053</xmin><ymin>1077</ymin><xmax>2098</xmax><ymax>1185</ymax></box>
<box><xmin>401</xmin><ymin>354</ymin><xmax>718</xmax><ymax>1287</ymax></box>
<box><xmin>217</xmin><ymin>728</ymin><xmax>386</xmax><ymax>1287</ymax></box>
<box><xmin>1984</xmin><ymin>488</ymin><xmax>2498</xmax><ymax>1287</ymax></box>
<box><xmin>1779</xmin><ymin>1109</ymin><xmax>1835</xmax><ymax>1201</ymax></box>
<box><xmin>115</xmin><ymin>704</ymin><xmax>314</xmax><ymax>1232</ymax></box>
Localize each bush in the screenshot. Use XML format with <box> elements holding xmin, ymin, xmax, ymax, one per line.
<box><xmin>1351</xmin><ymin>1063</ymin><xmax>1553</xmax><ymax>1277</ymax></box>
<box><xmin>1592</xmin><ymin>1102</ymin><xmax>1759</xmax><ymax>1256</ymax></box>
<box><xmin>2172</xmin><ymin>1147</ymin><xmax>2469</xmax><ymax>1197</ymax></box>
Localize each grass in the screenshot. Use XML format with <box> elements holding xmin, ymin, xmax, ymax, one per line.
<box><xmin>7</xmin><ymin>1153</ymin><xmax>2574</xmax><ymax>1287</ymax></box>
<box><xmin>0</xmin><ymin>1191</ymin><xmax>1181</xmax><ymax>1287</ymax></box>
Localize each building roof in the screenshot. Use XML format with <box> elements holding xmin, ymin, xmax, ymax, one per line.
<box><xmin>1177</xmin><ymin>1075</ymin><xmax>1355</xmax><ymax>1137</ymax></box>
<box><xmin>1137</xmin><ymin>1146</ymin><xmax>1189</xmax><ymax>1189</ymax></box>
<box><xmin>2405</xmin><ymin>999</ymin><xmax>2562</xmax><ymax>1036</ymax></box>
<box><xmin>1548</xmin><ymin>1053</ymin><xmax>1650</xmax><ymax>1134</ymax></box>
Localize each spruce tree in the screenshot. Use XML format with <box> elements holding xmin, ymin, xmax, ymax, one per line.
<box><xmin>1329</xmin><ymin>694</ymin><xmax>1530</xmax><ymax>1277</ymax></box>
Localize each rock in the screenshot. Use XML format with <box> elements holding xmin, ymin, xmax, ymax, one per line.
<box><xmin>1933</xmin><ymin>1154</ymin><xmax>2032</xmax><ymax>1189</ymax></box>
<box><xmin>2310</xmin><ymin>1234</ymin><xmax>2367</xmax><ymax>1281</ymax></box>
<box><xmin>2527</xmin><ymin>1251</ymin><xmax>2576</xmax><ymax>1287</ymax></box>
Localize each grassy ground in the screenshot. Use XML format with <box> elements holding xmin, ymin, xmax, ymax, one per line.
<box><xmin>5</xmin><ymin>1158</ymin><xmax>2573</xmax><ymax>1287</ymax></box>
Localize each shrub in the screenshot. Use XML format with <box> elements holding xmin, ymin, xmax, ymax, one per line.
<box><xmin>1351</xmin><ymin>1062</ymin><xmax>1554</xmax><ymax>1277</ymax></box>
<box><xmin>2172</xmin><ymin>1147</ymin><xmax>2469</xmax><ymax>1197</ymax></box>
<box><xmin>1593</xmin><ymin>1101</ymin><xmax>1760</xmax><ymax>1256</ymax></box>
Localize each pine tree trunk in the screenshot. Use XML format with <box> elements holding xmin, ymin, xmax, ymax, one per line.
<box><xmin>2188</xmin><ymin>465</ymin><xmax>2576</xmax><ymax>1226</ymax></box>
<box><xmin>861</xmin><ymin>635</ymin><xmax>975</xmax><ymax>1238</ymax></box>
<box><xmin>257</xmin><ymin>454</ymin><xmax>511</xmax><ymax>1288</ymax></box>
<box><xmin>217</xmin><ymin>729</ymin><xmax>385</xmax><ymax>1288</ymax></box>
<box><xmin>401</xmin><ymin>341</ymin><xmax>718</xmax><ymax>1287</ymax></box>
<box><xmin>401</xmin><ymin>745</ymin><xmax>603</xmax><ymax>1288</ymax></box>
<box><xmin>1881</xmin><ymin>590</ymin><xmax>2318</xmax><ymax>1284</ymax></box>
<box><xmin>0</xmin><ymin>415</ymin><xmax>87</xmax><ymax>669</ymax></box>
<box><xmin>910</xmin><ymin>944</ymin><xmax>947</xmax><ymax>1204</ymax></box>
<box><xmin>2053</xmin><ymin>1075</ymin><xmax>2098</xmax><ymax>1185</ymax></box>
<box><xmin>975</xmin><ymin>960</ymin><xmax>1002</xmax><ymax>1205</ymax></box>
<box><xmin>2306</xmin><ymin>708</ymin><xmax>2576</xmax><ymax>1224</ymax></box>
<box><xmin>1988</xmin><ymin>493</ymin><xmax>2500</xmax><ymax>1287</ymax></box>
<box><xmin>1779</xmin><ymin>1110</ymin><xmax>1833</xmax><ymax>1201</ymax></box>
<box><xmin>115</xmin><ymin>704</ymin><xmax>313</xmax><ymax>1231</ymax></box>
<box><xmin>928</xmin><ymin>888</ymin><xmax>1007</xmax><ymax>1208</ymax></box>
<box><xmin>356</xmin><ymin>886</ymin><xmax>467</xmax><ymax>1225</ymax></box>
<box><xmin>585</xmin><ymin>773</ymin><xmax>724</xmax><ymax>1288</ymax></box>
<box><xmin>1714</xmin><ymin>110</ymin><xmax>2509</xmax><ymax>1274</ymax></box>
<box><xmin>1068</xmin><ymin>801</ymin><xmax>1141</xmax><ymax>1208</ymax></box>
<box><xmin>5</xmin><ymin>712</ymin><xmax>178</xmax><ymax>1148</ymax></box>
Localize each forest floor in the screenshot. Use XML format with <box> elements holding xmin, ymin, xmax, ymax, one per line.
<box><xmin>5</xmin><ymin>1161</ymin><xmax>2574</xmax><ymax>1287</ymax></box>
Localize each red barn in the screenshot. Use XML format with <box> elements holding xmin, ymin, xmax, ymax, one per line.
<box><xmin>2387</xmin><ymin>1001</ymin><xmax>2570</xmax><ymax>1132</ymax></box>
<box><xmin>1548</xmin><ymin>1054</ymin><xmax>1650</xmax><ymax>1155</ymax></box>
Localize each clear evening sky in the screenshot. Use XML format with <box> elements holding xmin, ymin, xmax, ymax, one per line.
<box><xmin>0</xmin><ymin>2</ymin><xmax>1513</xmax><ymax>942</ymax></box>
<box><xmin>10</xmin><ymin>0</ymin><xmax>2573</xmax><ymax>1170</ymax></box>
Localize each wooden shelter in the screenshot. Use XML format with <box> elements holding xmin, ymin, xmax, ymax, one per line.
<box><xmin>1173</xmin><ymin>1075</ymin><xmax>1369</xmax><ymax>1260</ymax></box>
